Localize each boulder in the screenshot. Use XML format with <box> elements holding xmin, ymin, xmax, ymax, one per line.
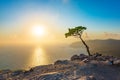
<box><xmin>105</xmin><ymin>60</ymin><xmax>114</xmax><ymax>65</ymax></box>
<box><xmin>79</xmin><ymin>54</ymin><xmax>88</xmax><ymax>60</ymax></box>
<box><xmin>11</xmin><ymin>70</ymin><xmax>23</xmax><ymax>76</ymax></box>
<box><xmin>93</xmin><ymin>53</ymin><xmax>102</xmax><ymax>57</ymax></box>
<box><xmin>79</xmin><ymin>76</ymin><xmax>96</xmax><ymax>80</ymax></box>
<box><xmin>88</xmin><ymin>76</ymin><xmax>96</xmax><ymax>80</ymax></box>
<box><xmin>71</xmin><ymin>55</ymin><xmax>80</xmax><ymax>61</ymax></box>
<box><xmin>0</xmin><ymin>69</ymin><xmax>11</xmax><ymax>74</ymax></box>
<box><xmin>38</xmin><ymin>72</ymin><xmax>65</xmax><ymax>80</ymax></box>
<box><xmin>82</xmin><ymin>58</ymin><xmax>89</xmax><ymax>63</ymax></box>
<box><xmin>96</xmin><ymin>56</ymin><xmax>106</xmax><ymax>61</ymax></box>
<box><xmin>54</xmin><ymin>60</ymin><xmax>69</xmax><ymax>65</ymax></box>
<box><xmin>104</xmin><ymin>55</ymin><xmax>113</xmax><ymax>60</ymax></box>
<box><xmin>114</xmin><ymin>60</ymin><xmax>120</xmax><ymax>66</ymax></box>
<box><xmin>88</xmin><ymin>56</ymin><xmax>96</xmax><ymax>60</ymax></box>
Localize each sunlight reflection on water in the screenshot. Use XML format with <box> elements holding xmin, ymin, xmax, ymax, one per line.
<box><xmin>0</xmin><ymin>45</ymin><xmax>85</xmax><ymax>70</ymax></box>
<box><xmin>30</xmin><ymin>47</ymin><xmax>48</xmax><ymax>67</ymax></box>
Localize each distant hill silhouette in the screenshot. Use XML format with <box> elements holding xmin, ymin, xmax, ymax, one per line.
<box><xmin>70</xmin><ymin>39</ymin><xmax>120</xmax><ymax>57</ymax></box>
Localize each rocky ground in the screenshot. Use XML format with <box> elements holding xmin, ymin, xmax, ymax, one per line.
<box><xmin>0</xmin><ymin>53</ymin><xmax>120</xmax><ymax>80</ymax></box>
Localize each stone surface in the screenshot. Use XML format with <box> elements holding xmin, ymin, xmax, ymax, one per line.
<box><xmin>71</xmin><ymin>55</ymin><xmax>80</xmax><ymax>61</ymax></box>
<box><xmin>54</xmin><ymin>60</ymin><xmax>69</xmax><ymax>65</ymax></box>
<box><xmin>0</xmin><ymin>54</ymin><xmax>120</xmax><ymax>80</ymax></box>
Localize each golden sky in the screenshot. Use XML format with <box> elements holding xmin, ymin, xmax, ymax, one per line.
<box><xmin>0</xmin><ymin>0</ymin><xmax>120</xmax><ymax>45</ymax></box>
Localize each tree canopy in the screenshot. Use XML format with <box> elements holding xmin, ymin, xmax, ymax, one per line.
<box><xmin>65</xmin><ymin>26</ymin><xmax>91</xmax><ymax>56</ymax></box>
<box><xmin>65</xmin><ymin>26</ymin><xmax>87</xmax><ymax>38</ymax></box>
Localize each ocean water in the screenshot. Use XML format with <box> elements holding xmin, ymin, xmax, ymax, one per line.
<box><xmin>0</xmin><ymin>44</ymin><xmax>86</xmax><ymax>70</ymax></box>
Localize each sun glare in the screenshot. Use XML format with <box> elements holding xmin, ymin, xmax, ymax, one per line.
<box><xmin>32</xmin><ymin>25</ymin><xmax>45</xmax><ymax>37</ymax></box>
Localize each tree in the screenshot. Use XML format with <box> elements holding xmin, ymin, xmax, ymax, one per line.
<box><xmin>65</xmin><ymin>26</ymin><xmax>91</xmax><ymax>56</ymax></box>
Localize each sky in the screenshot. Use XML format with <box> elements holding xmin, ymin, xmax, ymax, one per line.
<box><xmin>0</xmin><ymin>0</ymin><xmax>120</xmax><ymax>45</ymax></box>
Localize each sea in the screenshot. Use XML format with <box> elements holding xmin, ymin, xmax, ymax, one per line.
<box><xmin>0</xmin><ymin>44</ymin><xmax>86</xmax><ymax>70</ymax></box>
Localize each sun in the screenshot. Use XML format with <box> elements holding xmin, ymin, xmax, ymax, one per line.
<box><xmin>32</xmin><ymin>25</ymin><xmax>45</xmax><ymax>37</ymax></box>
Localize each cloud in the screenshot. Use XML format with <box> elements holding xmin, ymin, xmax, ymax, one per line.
<box><xmin>103</xmin><ymin>32</ymin><xmax>120</xmax><ymax>39</ymax></box>
<box><xmin>83</xmin><ymin>32</ymin><xmax>120</xmax><ymax>40</ymax></box>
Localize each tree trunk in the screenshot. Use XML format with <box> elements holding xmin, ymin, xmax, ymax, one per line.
<box><xmin>79</xmin><ymin>36</ymin><xmax>91</xmax><ymax>56</ymax></box>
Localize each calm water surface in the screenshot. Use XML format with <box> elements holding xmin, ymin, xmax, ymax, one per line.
<box><xmin>0</xmin><ymin>44</ymin><xmax>86</xmax><ymax>70</ymax></box>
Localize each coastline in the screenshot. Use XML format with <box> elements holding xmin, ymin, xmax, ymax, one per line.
<box><xmin>0</xmin><ymin>53</ymin><xmax>120</xmax><ymax>80</ymax></box>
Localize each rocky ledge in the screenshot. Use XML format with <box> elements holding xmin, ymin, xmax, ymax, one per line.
<box><xmin>0</xmin><ymin>53</ymin><xmax>120</xmax><ymax>80</ymax></box>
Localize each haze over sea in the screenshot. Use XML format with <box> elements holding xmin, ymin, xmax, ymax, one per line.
<box><xmin>0</xmin><ymin>39</ymin><xmax>120</xmax><ymax>70</ymax></box>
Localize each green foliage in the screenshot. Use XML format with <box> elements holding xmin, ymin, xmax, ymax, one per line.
<box><xmin>65</xmin><ymin>26</ymin><xmax>87</xmax><ymax>38</ymax></box>
<box><xmin>65</xmin><ymin>26</ymin><xmax>91</xmax><ymax>56</ymax></box>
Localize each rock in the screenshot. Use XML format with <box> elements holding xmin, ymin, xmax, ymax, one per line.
<box><xmin>29</xmin><ymin>68</ymin><xmax>34</xmax><ymax>72</ymax></box>
<box><xmin>79</xmin><ymin>54</ymin><xmax>88</xmax><ymax>60</ymax></box>
<box><xmin>88</xmin><ymin>76</ymin><xmax>96</xmax><ymax>80</ymax></box>
<box><xmin>88</xmin><ymin>63</ymin><xmax>98</xmax><ymax>68</ymax></box>
<box><xmin>11</xmin><ymin>70</ymin><xmax>23</xmax><ymax>76</ymax></box>
<box><xmin>79</xmin><ymin>76</ymin><xmax>96</xmax><ymax>80</ymax></box>
<box><xmin>23</xmin><ymin>71</ymin><xmax>29</xmax><ymax>75</ymax></box>
<box><xmin>114</xmin><ymin>60</ymin><xmax>120</xmax><ymax>66</ymax></box>
<box><xmin>93</xmin><ymin>53</ymin><xmax>102</xmax><ymax>57</ymax></box>
<box><xmin>82</xmin><ymin>58</ymin><xmax>89</xmax><ymax>63</ymax></box>
<box><xmin>104</xmin><ymin>56</ymin><xmax>110</xmax><ymax>60</ymax></box>
<box><xmin>104</xmin><ymin>55</ymin><xmax>114</xmax><ymax>60</ymax></box>
<box><xmin>0</xmin><ymin>70</ymin><xmax>11</xmax><ymax>79</ymax></box>
<box><xmin>38</xmin><ymin>72</ymin><xmax>65</xmax><ymax>80</ymax></box>
<box><xmin>88</xmin><ymin>56</ymin><xmax>96</xmax><ymax>60</ymax></box>
<box><xmin>96</xmin><ymin>56</ymin><xmax>106</xmax><ymax>61</ymax></box>
<box><xmin>114</xmin><ymin>60</ymin><xmax>120</xmax><ymax>64</ymax></box>
<box><xmin>71</xmin><ymin>55</ymin><xmax>80</xmax><ymax>61</ymax></box>
<box><xmin>54</xmin><ymin>60</ymin><xmax>69</xmax><ymax>65</ymax></box>
<box><xmin>0</xmin><ymin>54</ymin><xmax>120</xmax><ymax>80</ymax></box>
<box><xmin>0</xmin><ymin>69</ymin><xmax>11</xmax><ymax>74</ymax></box>
<box><xmin>105</xmin><ymin>60</ymin><xmax>114</xmax><ymax>65</ymax></box>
